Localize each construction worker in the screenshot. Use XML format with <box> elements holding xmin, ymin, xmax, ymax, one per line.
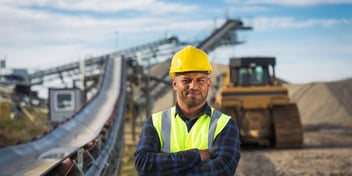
<box><xmin>134</xmin><ymin>45</ymin><xmax>241</xmax><ymax>175</ymax></box>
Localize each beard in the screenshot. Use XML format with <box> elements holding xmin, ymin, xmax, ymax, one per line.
<box><xmin>181</xmin><ymin>89</ymin><xmax>208</xmax><ymax>108</ymax></box>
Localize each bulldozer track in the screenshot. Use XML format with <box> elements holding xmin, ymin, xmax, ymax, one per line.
<box><xmin>272</xmin><ymin>104</ymin><xmax>303</xmax><ymax>148</ymax></box>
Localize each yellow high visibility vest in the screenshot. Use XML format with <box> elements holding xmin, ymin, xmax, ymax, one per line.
<box><xmin>152</xmin><ymin>106</ymin><xmax>230</xmax><ymax>153</ymax></box>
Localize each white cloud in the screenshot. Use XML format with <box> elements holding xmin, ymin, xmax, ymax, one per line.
<box><xmin>251</xmin><ymin>17</ymin><xmax>352</xmax><ymax>31</ymax></box>
<box><xmin>0</xmin><ymin>2</ymin><xmax>210</xmax><ymax>49</ymax></box>
<box><xmin>3</xmin><ymin>44</ymin><xmax>99</xmax><ymax>70</ymax></box>
<box><xmin>227</xmin><ymin>5</ymin><xmax>270</xmax><ymax>13</ymax></box>
<box><xmin>225</xmin><ymin>0</ymin><xmax>352</xmax><ymax>6</ymax></box>
<box><xmin>277</xmin><ymin>60</ymin><xmax>352</xmax><ymax>83</ymax></box>
<box><xmin>0</xmin><ymin>1</ymin><xmax>214</xmax><ymax>69</ymax></box>
<box><xmin>0</xmin><ymin>4</ymin><xmax>104</xmax><ymax>46</ymax></box>
<box><xmin>1</xmin><ymin>0</ymin><xmax>198</xmax><ymax>14</ymax></box>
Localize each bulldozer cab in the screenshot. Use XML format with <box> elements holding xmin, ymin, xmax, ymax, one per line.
<box><xmin>227</xmin><ymin>57</ymin><xmax>276</xmax><ymax>87</ymax></box>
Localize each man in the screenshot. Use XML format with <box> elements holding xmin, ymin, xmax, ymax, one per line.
<box><xmin>134</xmin><ymin>45</ymin><xmax>241</xmax><ymax>176</ymax></box>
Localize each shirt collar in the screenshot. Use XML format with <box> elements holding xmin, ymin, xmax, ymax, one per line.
<box><xmin>175</xmin><ymin>102</ymin><xmax>212</xmax><ymax>118</ymax></box>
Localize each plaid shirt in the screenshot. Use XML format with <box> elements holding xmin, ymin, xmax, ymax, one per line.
<box><xmin>134</xmin><ymin>103</ymin><xmax>241</xmax><ymax>176</ymax></box>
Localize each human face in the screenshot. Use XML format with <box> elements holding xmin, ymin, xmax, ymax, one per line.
<box><xmin>172</xmin><ymin>72</ymin><xmax>211</xmax><ymax>109</ymax></box>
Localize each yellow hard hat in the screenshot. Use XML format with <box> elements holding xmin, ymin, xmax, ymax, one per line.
<box><xmin>169</xmin><ymin>45</ymin><xmax>213</xmax><ymax>78</ymax></box>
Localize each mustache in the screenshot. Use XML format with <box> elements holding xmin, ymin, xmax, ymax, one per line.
<box><xmin>186</xmin><ymin>90</ymin><xmax>201</xmax><ymax>94</ymax></box>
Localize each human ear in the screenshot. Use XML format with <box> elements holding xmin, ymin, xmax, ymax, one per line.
<box><xmin>172</xmin><ymin>79</ymin><xmax>177</xmax><ymax>91</ymax></box>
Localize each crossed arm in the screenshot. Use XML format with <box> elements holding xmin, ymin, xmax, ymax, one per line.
<box><xmin>134</xmin><ymin>117</ymin><xmax>241</xmax><ymax>176</ymax></box>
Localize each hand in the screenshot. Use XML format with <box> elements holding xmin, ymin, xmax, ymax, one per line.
<box><xmin>199</xmin><ymin>150</ymin><xmax>211</xmax><ymax>161</ymax></box>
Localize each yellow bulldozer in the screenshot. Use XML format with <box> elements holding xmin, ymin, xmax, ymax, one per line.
<box><xmin>214</xmin><ymin>57</ymin><xmax>303</xmax><ymax>148</ymax></box>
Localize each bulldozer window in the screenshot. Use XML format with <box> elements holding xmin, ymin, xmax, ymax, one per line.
<box><xmin>237</xmin><ymin>66</ymin><xmax>270</xmax><ymax>86</ymax></box>
<box><xmin>238</xmin><ymin>68</ymin><xmax>251</xmax><ymax>86</ymax></box>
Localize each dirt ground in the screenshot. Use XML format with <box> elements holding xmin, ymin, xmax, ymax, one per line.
<box><xmin>237</xmin><ymin>127</ymin><xmax>352</xmax><ymax>176</ymax></box>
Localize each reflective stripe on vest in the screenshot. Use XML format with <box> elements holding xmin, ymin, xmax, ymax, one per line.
<box><xmin>152</xmin><ymin>106</ymin><xmax>230</xmax><ymax>153</ymax></box>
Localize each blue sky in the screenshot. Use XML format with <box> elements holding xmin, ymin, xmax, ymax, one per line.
<box><xmin>0</xmin><ymin>0</ymin><xmax>351</xmax><ymax>83</ymax></box>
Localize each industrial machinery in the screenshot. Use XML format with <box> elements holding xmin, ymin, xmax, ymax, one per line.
<box><xmin>214</xmin><ymin>57</ymin><xmax>303</xmax><ymax>148</ymax></box>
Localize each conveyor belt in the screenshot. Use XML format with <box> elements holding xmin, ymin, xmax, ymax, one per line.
<box><xmin>0</xmin><ymin>56</ymin><xmax>127</xmax><ymax>176</ymax></box>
